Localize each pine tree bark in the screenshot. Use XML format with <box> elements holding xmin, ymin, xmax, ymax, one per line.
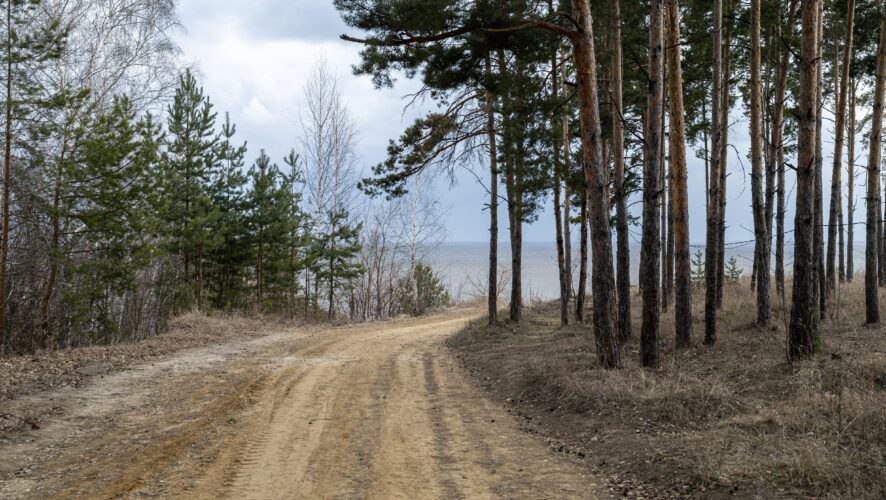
<box><xmin>508</xmin><ymin>177</ymin><xmax>523</xmax><ymax>323</ymax></box>
<box><xmin>576</xmin><ymin>179</ymin><xmax>588</xmax><ymax>322</ymax></box>
<box><xmin>881</xmin><ymin>193</ymin><xmax>885</xmax><ymax>287</ymax></box>
<box><xmin>486</xmin><ymin>57</ymin><xmax>498</xmax><ymax>327</ymax></box>
<box><xmin>764</xmin><ymin>27</ymin><xmax>776</xmax><ymax>262</ymax></box>
<box><xmin>716</xmin><ymin>3</ymin><xmax>732</xmax><ymax>310</ymax></box>
<box><xmin>750</xmin><ymin>0</ymin><xmax>770</xmax><ymax>326</ymax></box>
<box><xmin>564</xmin><ymin>182</ymin><xmax>573</xmax><ymax>304</ymax></box>
<box><xmin>499</xmin><ymin>52</ymin><xmax>523</xmax><ymax>324</ymax></box>
<box><xmin>865</xmin><ymin>2</ymin><xmax>886</xmax><ymax>324</ymax></box>
<box><xmin>612</xmin><ymin>0</ymin><xmax>631</xmax><ymax>342</ymax></box>
<box><xmin>661</xmin><ymin>57</ymin><xmax>670</xmax><ymax>313</ymax></box>
<box><xmin>773</xmin><ymin>3</ymin><xmax>800</xmax><ymax>296</ymax></box>
<box><xmin>828</xmin><ymin>0</ymin><xmax>854</xmax><ymax>295</ymax></box>
<box><xmin>814</xmin><ymin>0</ymin><xmax>826</xmax><ymax>320</ymax></box>
<box><xmin>641</xmin><ymin>0</ymin><xmax>664</xmax><ymax>368</ymax></box>
<box><xmin>705</xmin><ymin>0</ymin><xmax>724</xmax><ymax>345</ymax></box>
<box><xmin>562</xmin><ymin>51</ymin><xmax>573</xmax><ymax>306</ymax></box>
<box><xmin>847</xmin><ymin>79</ymin><xmax>856</xmax><ymax>282</ymax></box>
<box><xmin>552</xmin><ymin>44</ymin><xmax>569</xmax><ymax>327</ymax></box>
<box><xmin>666</xmin><ymin>0</ymin><xmax>692</xmax><ymax>348</ymax></box>
<box><xmin>563</xmin><ymin>51</ymin><xmax>584</xmax><ymax>323</ymax></box>
<box><xmin>667</xmin><ymin>162</ymin><xmax>675</xmax><ymax>308</ymax></box>
<box><xmin>790</xmin><ymin>0</ymin><xmax>822</xmax><ymax>360</ymax></box>
<box><xmin>571</xmin><ymin>0</ymin><xmax>620</xmax><ymax>368</ymax></box>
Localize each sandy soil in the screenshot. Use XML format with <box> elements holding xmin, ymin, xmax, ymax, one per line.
<box><xmin>0</xmin><ymin>310</ymin><xmax>606</xmax><ymax>499</ymax></box>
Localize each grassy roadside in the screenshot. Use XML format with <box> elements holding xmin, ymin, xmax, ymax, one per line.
<box><xmin>448</xmin><ymin>281</ymin><xmax>886</xmax><ymax>499</ymax></box>
<box><xmin>0</xmin><ymin>312</ymin><xmax>287</xmax><ymax>408</ymax></box>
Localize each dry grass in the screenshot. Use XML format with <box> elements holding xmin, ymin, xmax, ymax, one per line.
<box><xmin>0</xmin><ymin>310</ymin><xmax>288</xmax><ymax>404</ymax></box>
<box><xmin>449</xmin><ymin>279</ymin><xmax>886</xmax><ymax>499</ymax></box>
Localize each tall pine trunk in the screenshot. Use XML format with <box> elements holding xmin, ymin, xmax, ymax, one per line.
<box><xmin>486</xmin><ymin>58</ymin><xmax>498</xmax><ymax>326</ymax></box>
<box><xmin>828</xmin><ymin>0</ymin><xmax>855</xmax><ymax>295</ymax></box>
<box><xmin>499</xmin><ymin>53</ymin><xmax>523</xmax><ymax>324</ymax></box>
<box><xmin>666</xmin><ymin>0</ymin><xmax>692</xmax><ymax>348</ymax></box>
<box><xmin>552</xmin><ymin>46</ymin><xmax>569</xmax><ymax>327</ymax></box>
<box><xmin>641</xmin><ymin>0</ymin><xmax>664</xmax><ymax>368</ymax></box>
<box><xmin>562</xmin><ymin>50</ymin><xmax>573</xmax><ymax>306</ymax></box>
<box><xmin>814</xmin><ymin>0</ymin><xmax>825</xmax><ymax>320</ymax></box>
<box><xmin>565</xmin><ymin>51</ymin><xmax>586</xmax><ymax>323</ymax></box>
<box><xmin>661</xmin><ymin>63</ymin><xmax>670</xmax><ymax>313</ymax></box>
<box><xmin>705</xmin><ymin>0</ymin><xmax>724</xmax><ymax>345</ymax></box>
<box><xmin>612</xmin><ymin>0</ymin><xmax>631</xmax><ymax>342</ymax></box>
<box><xmin>774</xmin><ymin>3</ymin><xmax>798</xmax><ymax>295</ymax></box>
<box><xmin>750</xmin><ymin>0</ymin><xmax>770</xmax><ymax>325</ymax></box>
<box><xmin>865</xmin><ymin>2</ymin><xmax>886</xmax><ymax>324</ymax></box>
<box><xmin>789</xmin><ymin>0</ymin><xmax>822</xmax><ymax>360</ymax></box>
<box><xmin>571</xmin><ymin>0</ymin><xmax>620</xmax><ymax>368</ymax></box>
<box><xmin>576</xmin><ymin>181</ymin><xmax>588</xmax><ymax>322</ymax></box>
<box><xmin>716</xmin><ymin>3</ymin><xmax>733</xmax><ymax>310</ymax></box>
<box><xmin>847</xmin><ymin>79</ymin><xmax>856</xmax><ymax>282</ymax></box>
<box><xmin>508</xmin><ymin>186</ymin><xmax>523</xmax><ymax>323</ymax></box>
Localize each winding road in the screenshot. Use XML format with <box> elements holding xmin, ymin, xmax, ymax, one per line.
<box><xmin>0</xmin><ymin>310</ymin><xmax>605</xmax><ymax>499</ymax></box>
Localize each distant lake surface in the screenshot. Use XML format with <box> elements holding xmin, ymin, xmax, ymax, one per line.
<box><xmin>426</xmin><ymin>241</ymin><xmax>865</xmax><ymax>300</ymax></box>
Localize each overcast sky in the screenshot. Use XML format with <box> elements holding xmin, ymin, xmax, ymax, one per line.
<box><xmin>174</xmin><ymin>0</ymin><xmax>853</xmax><ymax>249</ymax></box>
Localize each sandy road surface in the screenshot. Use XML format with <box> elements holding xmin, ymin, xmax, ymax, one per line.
<box><xmin>0</xmin><ymin>310</ymin><xmax>605</xmax><ymax>499</ymax></box>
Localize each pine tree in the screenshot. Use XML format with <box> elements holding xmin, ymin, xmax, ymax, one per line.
<box><xmin>160</xmin><ymin>69</ymin><xmax>220</xmax><ymax>310</ymax></box>
<box><xmin>864</xmin><ymin>0</ymin><xmax>886</xmax><ymax>325</ymax></box>
<box><xmin>790</xmin><ymin>0</ymin><xmax>824</xmax><ymax>360</ymax></box>
<box><xmin>666</xmin><ymin>0</ymin><xmax>692</xmax><ymax>348</ymax></box>
<box><xmin>750</xmin><ymin>0</ymin><xmax>771</xmax><ymax>326</ymax></box>
<box><xmin>247</xmin><ymin>150</ymin><xmax>302</xmax><ymax>309</ymax></box>
<box><xmin>337</xmin><ymin>0</ymin><xmax>622</xmax><ymax>368</ymax></box>
<box><xmin>705</xmin><ymin>0</ymin><xmax>724</xmax><ymax>346</ymax></box>
<box><xmin>640</xmin><ymin>0</ymin><xmax>664</xmax><ymax>367</ymax></box>
<box><xmin>63</xmin><ymin>97</ymin><xmax>159</xmax><ymax>341</ymax></box>
<box><xmin>612</xmin><ymin>0</ymin><xmax>631</xmax><ymax>342</ymax></box>
<box><xmin>314</xmin><ymin>209</ymin><xmax>362</xmax><ymax>319</ymax></box>
<box><xmin>206</xmin><ymin>113</ymin><xmax>250</xmax><ymax>310</ymax></box>
<box><xmin>827</xmin><ymin>0</ymin><xmax>855</xmax><ymax>295</ymax></box>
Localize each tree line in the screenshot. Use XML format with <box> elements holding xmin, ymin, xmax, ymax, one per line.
<box><xmin>335</xmin><ymin>0</ymin><xmax>883</xmax><ymax>367</ymax></box>
<box><xmin>0</xmin><ymin>0</ymin><xmax>449</xmax><ymax>353</ymax></box>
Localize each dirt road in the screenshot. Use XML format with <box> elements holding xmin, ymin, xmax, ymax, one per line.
<box><xmin>0</xmin><ymin>310</ymin><xmax>605</xmax><ymax>499</ymax></box>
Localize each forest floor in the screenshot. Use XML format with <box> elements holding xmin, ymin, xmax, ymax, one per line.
<box><xmin>0</xmin><ymin>306</ymin><xmax>612</xmax><ymax>499</ymax></box>
<box><xmin>449</xmin><ymin>280</ymin><xmax>886</xmax><ymax>499</ymax></box>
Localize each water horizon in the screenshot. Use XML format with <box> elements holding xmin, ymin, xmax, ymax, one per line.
<box><xmin>429</xmin><ymin>240</ymin><xmax>865</xmax><ymax>300</ymax></box>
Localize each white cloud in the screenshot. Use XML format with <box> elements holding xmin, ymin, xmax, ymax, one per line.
<box><xmin>241</xmin><ymin>97</ymin><xmax>274</xmax><ymax>125</ymax></box>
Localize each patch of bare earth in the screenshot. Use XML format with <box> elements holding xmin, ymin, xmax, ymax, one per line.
<box><xmin>448</xmin><ymin>281</ymin><xmax>886</xmax><ymax>499</ymax></box>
